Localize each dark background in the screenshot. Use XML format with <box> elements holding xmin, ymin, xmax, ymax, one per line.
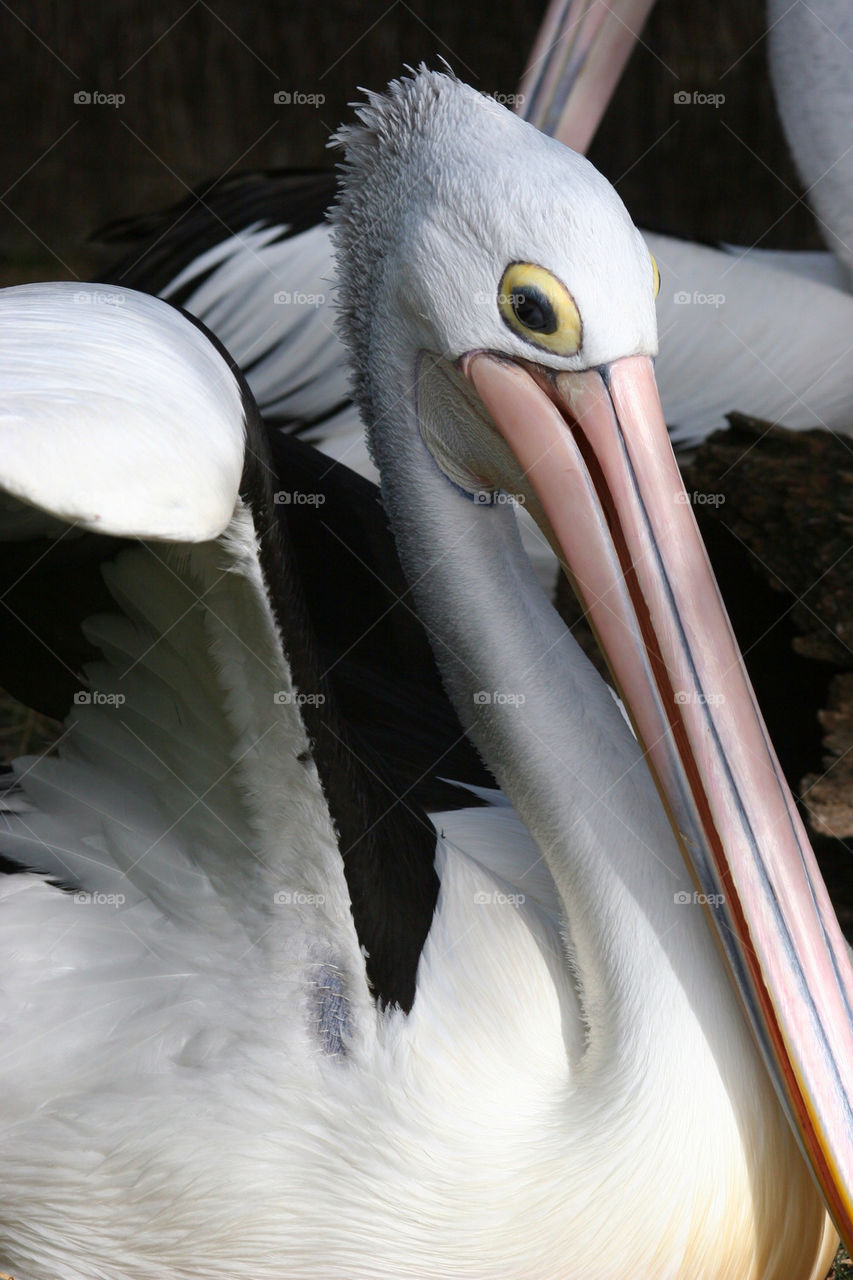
<box><xmin>0</xmin><ymin>0</ymin><xmax>825</xmax><ymax>286</ymax></box>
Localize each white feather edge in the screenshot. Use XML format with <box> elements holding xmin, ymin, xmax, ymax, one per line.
<box><xmin>0</xmin><ymin>281</ymin><xmax>374</xmax><ymax>1029</ymax></box>
<box><xmin>0</xmin><ymin>282</ymin><xmax>246</xmax><ymax>541</ymax></box>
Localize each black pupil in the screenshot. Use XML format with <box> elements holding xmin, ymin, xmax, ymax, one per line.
<box><xmin>511</xmin><ymin>287</ymin><xmax>557</xmax><ymax>334</ymax></box>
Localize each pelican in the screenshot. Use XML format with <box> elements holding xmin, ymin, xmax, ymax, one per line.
<box><xmin>95</xmin><ymin>0</ymin><xmax>853</xmax><ymax>625</ymax></box>
<box><xmin>2</xmin><ymin>72</ymin><xmax>853</xmax><ymax>1278</ymax></box>
<box><xmin>98</xmin><ymin>0</ymin><xmax>853</xmax><ymax>467</ymax></box>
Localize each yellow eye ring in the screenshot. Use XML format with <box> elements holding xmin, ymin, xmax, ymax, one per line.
<box><xmin>497</xmin><ymin>262</ymin><xmax>582</xmax><ymax>357</ymax></box>
<box><xmin>651</xmin><ymin>253</ymin><xmax>660</xmax><ymax>299</ymax></box>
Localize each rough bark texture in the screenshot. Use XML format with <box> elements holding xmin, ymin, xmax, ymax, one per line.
<box><xmin>685</xmin><ymin>415</ymin><xmax>853</xmax><ymax>838</ymax></box>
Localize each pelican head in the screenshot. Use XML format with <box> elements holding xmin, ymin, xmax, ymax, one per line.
<box><xmin>332</xmin><ymin>71</ymin><xmax>656</xmax><ymax>389</ymax></box>
<box><xmin>331</xmin><ymin>68</ymin><xmax>853</xmax><ymax>1258</ymax></box>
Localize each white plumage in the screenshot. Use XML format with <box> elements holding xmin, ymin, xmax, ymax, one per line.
<box><xmin>0</xmin><ymin>285</ymin><xmax>245</xmax><ymax>539</ymax></box>
<box><xmin>768</xmin><ymin>0</ymin><xmax>853</xmax><ymax>287</ymax></box>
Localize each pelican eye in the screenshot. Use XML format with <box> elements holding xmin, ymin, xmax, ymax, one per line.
<box><xmin>498</xmin><ymin>262</ymin><xmax>581</xmax><ymax>356</ymax></box>
<box><xmin>510</xmin><ymin>286</ymin><xmax>556</xmax><ymax>334</ymax></box>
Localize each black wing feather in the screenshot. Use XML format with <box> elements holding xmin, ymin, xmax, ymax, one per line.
<box><xmin>99</xmin><ymin>169</ymin><xmax>337</xmax><ymax>305</ymax></box>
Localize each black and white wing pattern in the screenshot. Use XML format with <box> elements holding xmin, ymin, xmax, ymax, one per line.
<box><xmin>0</xmin><ymin>282</ymin><xmax>377</xmax><ymax>1018</ymax></box>
<box><xmin>100</xmin><ymin>170</ymin><xmax>370</xmax><ymax>474</ymax></box>
<box><xmin>0</xmin><ymin>281</ymin><xmax>548</xmax><ymax>1280</ymax></box>
<box><xmin>0</xmin><ymin>282</ymin><xmax>478</xmax><ymax>1041</ymax></box>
